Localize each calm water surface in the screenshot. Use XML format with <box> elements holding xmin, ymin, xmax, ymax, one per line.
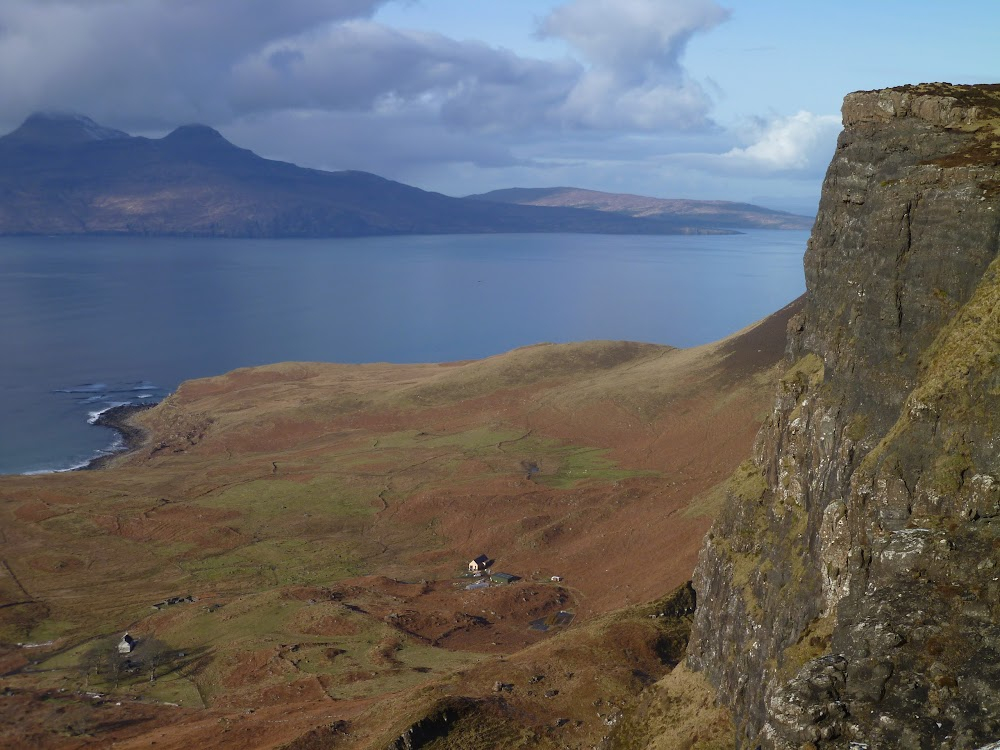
<box><xmin>0</xmin><ymin>231</ymin><xmax>808</xmax><ymax>474</ymax></box>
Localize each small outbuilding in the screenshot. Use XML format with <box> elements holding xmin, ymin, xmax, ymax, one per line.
<box><xmin>490</xmin><ymin>572</ymin><xmax>518</xmax><ymax>585</ymax></box>
<box><xmin>118</xmin><ymin>633</ymin><xmax>136</xmax><ymax>654</ymax></box>
<box><xmin>469</xmin><ymin>555</ymin><xmax>490</xmax><ymax>573</ymax></box>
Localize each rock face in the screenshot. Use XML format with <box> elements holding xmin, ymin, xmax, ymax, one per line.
<box><xmin>687</xmin><ymin>83</ymin><xmax>1000</xmax><ymax>748</ymax></box>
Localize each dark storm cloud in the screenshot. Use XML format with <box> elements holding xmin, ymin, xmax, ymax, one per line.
<box><xmin>0</xmin><ymin>0</ymin><xmax>727</xmax><ymax>134</ymax></box>
<box><xmin>0</xmin><ymin>0</ymin><xmax>782</xmax><ymax>194</ymax></box>
<box><xmin>225</xmin><ymin>108</ymin><xmax>535</xmax><ymax>178</ymax></box>
<box><xmin>227</xmin><ymin>20</ymin><xmax>582</xmax><ymax>127</ymax></box>
<box><xmin>0</xmin><ymin>0</ymin><xmax>391</xmax><ymax>126</ymax></box>
<box><xmin>224</xmin><ymin>0</ymin><xmax>729</xmax><ymax>133</ymax></box>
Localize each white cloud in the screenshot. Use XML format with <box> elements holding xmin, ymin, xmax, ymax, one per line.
<box><xmin>542</xmin><ymin>0</ymin><xmax>728</xmax><ymax>71</ymax></box>
<box><xmin>721</xmin><ymin>111</ymin><xmax>841</xmax><ymax>171</ymax></box>
<box><xmin>540</xmin><ymin>0</ymin><xmax>729</xmax><ymax>130</ymax></box>
<box><xmin>667</xmin><ymin>111</ymin><xmax>841</xmax><ymax>176</ymax></box>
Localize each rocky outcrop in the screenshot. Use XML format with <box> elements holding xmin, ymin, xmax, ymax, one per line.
<box><xmin>687</xmin><ymin>83</ymin><xmax>1000</xmax><ymax>748</ymax></box>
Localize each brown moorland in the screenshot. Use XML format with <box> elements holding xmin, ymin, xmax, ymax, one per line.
<box><xmin>0</xmin><ymin>297</ymin><xmax>800</xmax><ymax>749</ymax></box>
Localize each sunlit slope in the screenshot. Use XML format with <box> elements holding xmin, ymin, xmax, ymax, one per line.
<box><xmin>0</xmin><ymin>298</ymin><xmax>799</xmax><ymax>748</ymax></box>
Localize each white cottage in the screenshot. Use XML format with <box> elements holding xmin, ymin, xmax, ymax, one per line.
<box><xmin>469</xmin><ymin>555</ymin><xmax>490</xmax><ymax>573</ymax></box>
<box><xmin>118</xmin><ymin>633</ymin><xmax>136</xmax><ymax>654</ymax></box>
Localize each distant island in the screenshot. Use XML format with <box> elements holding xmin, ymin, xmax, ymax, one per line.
<box><xmin>468</xmin><ymin>186</ymin><xmax>814</xmax><ymax>231</ymax></box>
<box><xmin>0</xmin><ymin>113</ymin><xmax>812</xmax><ymax>238</ymax></box>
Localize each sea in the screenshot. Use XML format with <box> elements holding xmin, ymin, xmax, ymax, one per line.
<box><xmin>0</xmin><ymin>230</ymin><xmax>809</xmax><ymax>475</ymax></box>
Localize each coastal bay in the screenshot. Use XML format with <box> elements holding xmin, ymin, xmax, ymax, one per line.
<box><xmin>0</xmin><ymin>230</ymin><xmax>807</xmax><ymax>474</ymax></box>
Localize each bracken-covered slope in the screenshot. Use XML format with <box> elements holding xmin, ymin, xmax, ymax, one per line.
<box><xmin>0</xmin><ymin>306</ymin><xmax>798</xmax><ymax>749</ymax></box>
<box><xmin>687</xmin><ymin>83</ymin><xmax>1000</xmax><ymax>748</ymax></box>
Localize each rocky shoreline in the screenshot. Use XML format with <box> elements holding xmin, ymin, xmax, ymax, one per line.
<box><xmin>82</xmin><ymin>403</ymin><xmax>156</xmax><ymax>470</ymax></box>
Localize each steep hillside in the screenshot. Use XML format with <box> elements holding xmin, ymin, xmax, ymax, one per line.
<box><xmin>467</xmin><ymin>187</ymin><xmax>814</xmax><ymax>230</ymax></box>
<box><xmin>0</xmin><ymin>306</ymin><xmax>797</xmax><ymax>749</ymax></box>
<box><xmin>0</xmin><ymin>113</ymin><xmax>730</xmax><ymax>238</ymax></box>
<box><xmin>686</xmin><ymin>83</ymin><xmax>1000</xmax><ymax>748</ymax></box>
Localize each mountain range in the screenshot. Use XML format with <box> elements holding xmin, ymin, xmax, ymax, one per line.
<box><xmin>0</xmin><ymin>113</ymin><xmax>810</xmax><ymax>238</ymax></box>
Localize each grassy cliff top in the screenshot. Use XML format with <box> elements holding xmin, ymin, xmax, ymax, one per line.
<box><xmin>842</xmin><ymin>82</ymin><xmax>1000</xmax><ymax>166</ymax></box>
<box><xmin>847</xmin><ymin>81</ymin><xmax>1000</xmax><ymax>119</ymax></box>
<box><xmin>887</xmin><ymin>81</ymin><xmax>1000</xmax><ymax>108</ymax></box>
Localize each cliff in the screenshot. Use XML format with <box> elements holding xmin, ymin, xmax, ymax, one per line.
<box><xmin>687</xmin><ymin>83</ymin><xmax>1000</xmax><ymax>748</ymax></box>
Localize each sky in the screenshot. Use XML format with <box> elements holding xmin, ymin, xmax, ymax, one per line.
<box><xmin>0</xmin><ymin>1</ymin><xmax>997</xmax><ymax>216</ymax></box>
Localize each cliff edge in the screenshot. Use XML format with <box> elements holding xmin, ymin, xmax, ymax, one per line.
<box><xmin>687</xmin><ymin>83</ymin><xmax>1000</xmax><ymax>748</ymax></box>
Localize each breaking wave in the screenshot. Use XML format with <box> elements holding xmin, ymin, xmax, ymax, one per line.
<box><xmin>21</xmin><ymin>379</ymin><xmax>168</xmax><ymax>474</ymax></box>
